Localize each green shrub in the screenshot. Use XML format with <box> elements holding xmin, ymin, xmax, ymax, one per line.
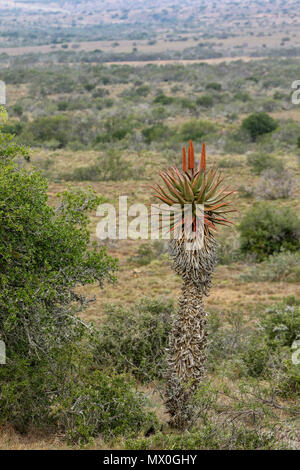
<box><xmin>241</xmin><ymin>251</ymin><xmax>300</xmax><ymax>282</ymax></box>
<box><xmin>64</xmin><ymin>150</ymin><xmax>143</xmax><ymax>181</ymax></box>
<box><xmin>142</xmin><ymin>124</ymin><xmax>172</xmax><ymax>143</ymax></box>
<box><xmin>0</xmin><ymin>126</ymin><xmax>152</xmax><ymax>444</ymax></box>
<box><xmin>153</xmin><ymin>94</ymin><xmax>175</xmax><ymax>105</ymax></box>
<box><xmin>96</xmin><ymin>298</ymin><xmax>174</xmax><ymax>382</ymax></box>
<box><xmin>260</xmin><ymin>304</ymin><xmax>300</xmax><ymax>349</ymax></box>
<box><xmin>128</xmin><ymin>241</ymin><xmax>167</xmax><ymax>266</ymax></box>
<box><xmin>24</xmin><ymin>115</ymin><xmax>73</xmax><ymax>148</ymax></box>
<box><xmin>246</xmin><ymin>152</ymin><xmax>284</xmax><ymax>175</ymax></box>
<box><xmin>196</xmin><ymin>94</ymin><xmax>214</xmax><ymax>107</ymax></box>
<box><xmin>217</xmin><ymin>234</ymin><xmax>241</xmax><ymax>264</ymax></box>
<box><xmin>57</xmin><ymin>369</ymin><xmax>158</xmax><ymax>445</ymax></box>
<box><xmin>181</xmin><ymin>119</ymin><xmax>217</xmax><ymax>141</ymax></box>
<box><xmin>92</xmin><ymin>87</ymin><xmax>109</xmax><ymax>98</ymax></box>
<box><xmin>238</xmin><ymin>204</ymin><xmax>300</xmax><ymax>260</ymax></box>
<box><xmin>11</xmin><ymin>103</ymin><xmax>23</xmax><ymax>117</ymax></box>
<box><xmin>242</xmin><ymin>113</ymin><xmax>278</xmax><ymax>141</ymax></box>
<box><xmin>135</xmin><ymin>85</ymin><xmax>150</xmax><ymax>97</ymax></box>
<box><xmin>0</xmin><ymin>345</ymin><xmax>157</xmax><ymax>444</ymax></box>
<box><xmin>125</xmin><ymin>424</ymin><xmax>277</xmax><ymax>450</ymax></box>
<box><xmin>233</xmin><ymin>91</ymin><xmax>251</xmax><ymax>102</ymax></box>
<box><xmin>2</xmin><ymin>121</ymin><xmax>24</xmax><ymax>136</ymax></box>
<box><xmin>276</xmin><ymin>363</ymin><xmax>300</xmax><ymax>398</ymax></box>
<box><xmin>240</xmin><ymin>339</ymin><xmax>271</xmax><ymax>378</ymax></box>
<box><xmin>206</xmin><ymin>82</ymin><xmax>222</xmax><ymax>91</ymax></box>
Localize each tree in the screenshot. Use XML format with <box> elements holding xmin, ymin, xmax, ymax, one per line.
<box><xmin>0</xmin><ymin>112</ymin><xmax>118</xmax><ymax>434</ymax></box>
<box><xmin>241</xmin><ymin>112</ymin><xmax>278</xmax><ymax>141</ymax></box>
<box><xmin>152</xmin><ymin>141</ymin><xmax>234</xmax><ymax>428</ymax></box>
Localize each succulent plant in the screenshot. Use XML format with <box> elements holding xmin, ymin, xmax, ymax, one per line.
<box><xmin>152</xmin><ymin>141</ymin><xmax>235</xmax><ymax>429</ymax></box>
<box><xmin>152</xmin><ymin>140</ymin><xmax>234</xmax><ymax>249</ymax></box>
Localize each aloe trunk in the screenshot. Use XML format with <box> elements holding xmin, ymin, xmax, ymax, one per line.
<box><xmin>165</xmin><ymin>239</ymin><xmax>217</xmax><ymax>429</ymax></box>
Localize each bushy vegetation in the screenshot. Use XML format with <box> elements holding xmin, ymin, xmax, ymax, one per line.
<box><xmin>96</xmin><ymin>298</ymin><xmax>174</xmax><ymax>382</ymax></box>
<box><xmin>241</xmin><ymin>251</ymin><xmax>300</xmax><ymax>282</ymax></box>
<box><xmin>63</xmin><ymin>150</ymin><xmax>143</xmax><ymax>182</ymax></box>
<box><xmin>128</xmin><ymin>241</ymin><xmax>167</xmax><ymax>266</ymax></box>
<box><xmin>246</xmin><ymin>152</ymin><xmax>284</xmax><ymax>175</ymax></box>
<box><xmin>0</xmin><ymin>123</ymin><xmax>156</xmax><ymax>444</ymax></box>
<box><xmin>242</xmin><ymin>113</ymin><xmax>278</xmax><ymax>141</ymax></box>
<box><xmin>238</xmin><ymin>204</ymin><xmax>300</xmax><ymax>260</ymax></box>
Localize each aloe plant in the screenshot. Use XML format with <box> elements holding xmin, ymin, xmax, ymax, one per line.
<box><xmin>152</xmin><ymin>140</ymin><xmax>234</xmax><ymax>429</ymax></box>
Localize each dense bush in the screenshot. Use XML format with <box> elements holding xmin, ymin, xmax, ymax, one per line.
<box><xmin>0</xmin><ymin>123</ymin><xmax>156</xmax><ymax>443</ymax></box>
<box><xmin>24</xmin><ymin>115</ymin><xmax>73</xmax><ymax>148</ymax></box>
<box><xmin>142</xmin><ymin>124</ymin><xmax>172</xmax><ymax>143</ymax></box>
<box><xmin>196</xmin><ymin>94</ymin><xmax>214</xmax><ymax>107</ymax></box>
<box><xmin>206</xmin><ymin>82</ymin><xmax>222</xmax><ymax>91</ymax></box>
<box><xmin>96</xmin><ymin>298</ymin><xmax>174</xmax><ymax>382</ymax></box>
<box><xmin>153</xmin><ymin>94</ymin><xmax>175</xmax><ymax>105</ymax></box>
<box><xmin>208</xmin><ymin>300</ymin><xmax>300</xmax><ymax>398</ymax></box>
<box><xmin>242</xmin><ymin>112</ymin><xmax>278</xmax><ymax>141</ymax></box>
<box><xmin>125</xmin><ymin>422</ymin><xmax>278</xmax><ymax>450</ymax></box>
<box><xmin>260</xmin><ymin>304</ymin><xmax>300</xmax><ymax>349</ymax></box>
<box><xmin>180</xmin><ymin>119</ymin><xmax>217</xmax><ymax>141</ymax></box>
<box><xmin>238</xmin><ymin>203</ymin><xmax>300</xmax><ymax>260</ymax></box>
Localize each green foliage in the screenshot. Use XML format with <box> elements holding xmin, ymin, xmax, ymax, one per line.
<box><xmin>2</xmin><ymin>121</ymin><xmax>24</xmax><ymax>136</ymax></box>
<box><xmin>0</xmin><ymin>128</ymin><xmax>159</xmax><ymax>446</ymax></box>
<box><xmin>180</xmin><ymin>119</ymin><xmax>217</xmax><ymax>141</ymax></box>
<box><xmin>240</xmin><ymin>339</ymin><xmax>271</xmax><ymax>378</ymax></box>
<box><xmin>233</xmin><ymin>91</ymin><xmax>251</xmax><ymax>102</ymax></box>
<box><xmin>96</xmin><ymin>298</ymin><xmax>174</xmax><ymax>382</ymax></box>
<box><xmin>238</xmin><ymin>203</ymin><xmax>300</xmax><ymax>260</ymax></box>
<box><xmin>196</xmin><ymin>94</ymin><xmax>214</xmax><ymax>107</ymax></box>
<box><xmin>208</xmin><ymin>301</ymin><xmax>300</xmax><ymax>399</ymax></box>
<box><xmin>217</xmin><ymin>234</ymin><xmax>241</xmax><ymax>265</ymax></box>
<box><xmin>57</xmin><ymin>368</ymin><xmax>157</xmax><ymax>445</ymax></box>
<box><xmin>206</xmin><ymin>82</ymin><xmax>222</xmax><ymax>91</ymax></box>
<box><xmin>64</xmin><ymin>150</ymin><xmax>143</xmax><ymax>181</ymax></box>
<box><xmin>24</xmin><ymin>115</ymin><xmax>73</xmax><ymax>148</ymax></box>
<box><xmin>241</xmin><ymin>112</ymin><xmax>278</xmax><ymax>141</ymax></box>
<box><xmin>142</xmin><ymin>124</ymin><xmax>172</xmax><ymax>143</ymax></box>
<box><xmin>153</xmin><ymin>94</ymin><xmax>175</xmax><ymax>105</ymax></box>
<box><xmin>246</xmin><ymin>152</ymin><xmax>284</xmax><ymax>175</ymax></box>
<box><xmin>128</xmin><ymin>241</ymin><xmax>167</xmax><ymax>266</ymax></box>
<box><xmin>0</xmin><ymin>345</ymin><xmax>157</xmax><ymax>444</ymax></box>
<box><xmin>260</xmin><ymin>304</ymin><xmax>300</xmax><ymax>349</ymax></box>
<box><xmin>125</xmin><ymin>424</ymin><xmax>277</xmax><ymax>450</ymax></box>
<box><xmin>241</xmin><ymin>251</ymin><xmax>300</xmax><ymax>282</ymax></box>
<box><xmin>276</xmin><ymin>363</ymin><xmax>300</xmax><ymax>398</ymax></box>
